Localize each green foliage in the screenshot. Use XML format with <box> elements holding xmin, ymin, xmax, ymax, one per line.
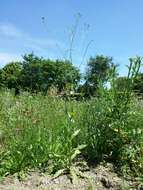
<box><xmin>41</xmin><ymin>59</ymin><xmax>81</xmax><ymax>93</ymax></box>
<box><xmin>0</xmin><ymin>62</ymin><xmax>22</xmax><ymax>90</ymax></box>
<box><xmin>84</xmin><ymin>55</ymin><xmax>115</xmax><ymax>96</ymax></box>
<box><xmin>133</xmin><ymin>73</ymin><xmax>143</xmax><ymax>95</ymax></box>
<box><xmin>116</xmin><ymin>57</ymin><xmax>143</xmax><ymax>97</ymax></box>
<box><xmin>20</xmin><ymin>53</ymin><xmax>44</xmax><ymax>92</ymax></box>
<box><xmin>0</xmin><ymin>56</ymin><xmax>143</xmax><ymax>183</ymax></box>
<box><xmin>0</xmin><ymin>53</ymin><xmax>81</xmax><ymax>94</ymax></box>
<box><xmin>116</xmin><ymin>76</ymin><xmax>129</xmax><ymax>92</ymax></box>
<box><xmin>0</xmin><ymin>93</ymin><xmax>85</xmax><ymax>176</ymax></box>
<box><xmin>80</xmin><ymin>57</ymin><xmax>143</xmax><ymax>176</ymax></box>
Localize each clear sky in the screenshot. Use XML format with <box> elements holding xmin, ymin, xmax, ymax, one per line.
<box><xmin>0</xmin><ymin>0</ymin><xmax>143</xmax><ymax>75</ymax></box>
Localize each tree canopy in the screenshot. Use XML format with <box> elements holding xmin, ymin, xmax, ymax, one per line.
<box><xmin>0</xmin><ymin>62</ymin><xmax>22</xmax><ymax>89</ymax></box>
<box><xmin>84</xmin><ymin>55</ymin><xmax>115</xmax><ymax>96</ymax></box>
<box><xmin>0</xmin><ymin>53</ymin><xmax>81</xmax><ymax>94</ymax></box>
<box><xmin>1</xmin><ymin>53</ymin><xmax>143</xmax><ymax>97</ymax></box>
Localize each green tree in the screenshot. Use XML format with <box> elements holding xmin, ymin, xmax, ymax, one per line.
<box><xmin>84</xmin><ymin>55</ymin><xmax>115</xmax><ymax>96</ymax></box>
<box><xmin>20</xmin><ymin>53</ymin><xmax>44</xmax><ymax>92</ymax></box>
<box><xmin>0</xmin><ymin>62</ymin><xmax>22</xmax><ymax>91</ymax></box>
<box><xmin>0</xmin><ymin>53</ymin><xmax>81</xmax><ymax>94</ymax></box>
<box><xmin>20</xmin><ymin>53</ymin><xmax>81</xmax><ymax>93</ymax></box>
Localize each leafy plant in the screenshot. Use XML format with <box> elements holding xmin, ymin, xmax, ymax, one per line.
<box><xmin>81</xmin><ymin>56</ymin><xmax>143</xmax><ymax>175</ymax></box>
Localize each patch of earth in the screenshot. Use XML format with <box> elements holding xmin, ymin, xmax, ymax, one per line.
<box><xmin>0</xmin><ymin>163</ymin><xmax>138</xmax><ymax>190</ymax></box>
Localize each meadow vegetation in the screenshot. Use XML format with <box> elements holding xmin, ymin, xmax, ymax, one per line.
<box><xmin>0</xmin><ymin>56</ymin><xmax>143</xmax><ymax>187</ymax></box>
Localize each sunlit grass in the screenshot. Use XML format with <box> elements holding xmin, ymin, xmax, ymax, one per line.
<box><xmin>0</xmin><ymin>57</ymin><xmax>143</xmax><ymax>180</ymax></box>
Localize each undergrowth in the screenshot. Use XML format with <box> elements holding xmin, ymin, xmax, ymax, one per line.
<box><xmin>0</xmin><ymin>57</ymin><xmax>143</xmax><ymax>182</ymax></box>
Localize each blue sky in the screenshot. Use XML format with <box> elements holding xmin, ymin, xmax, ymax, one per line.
<box><xmin>0</xmin><ymin>0</ymin><xmax>143</xmax><ymax>75</ymax></box>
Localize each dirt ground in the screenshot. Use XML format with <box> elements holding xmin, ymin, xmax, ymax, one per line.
<box><xmin>0</xmin><ymin>163</ymin><xmax>139</xmax><ymax>190</ymax></box>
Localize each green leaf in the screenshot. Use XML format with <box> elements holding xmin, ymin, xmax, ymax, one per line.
<box><xmin>71</xmin><ymin>144</ymin><xmax>86</xmax><ymax>161</ymax></box>
<box><xmin>71</xmin><ymin>129</ymin><xmax>80</xmax><ymax>139</ymax></box>
<box><xmin>76</xmin><ymin>144</ymin><xmax>87</xmax><ymax>150</ymax></box>
<box><xmin>71</xmin><ymin>149</ymin><xmax>81</xmax><ymax>161</ymax></box>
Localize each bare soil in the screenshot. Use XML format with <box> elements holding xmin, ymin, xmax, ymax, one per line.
<box><xmin>0</xmin><ymin>163</ymin><xmax>138</xmax><ymax>190</ymax></box>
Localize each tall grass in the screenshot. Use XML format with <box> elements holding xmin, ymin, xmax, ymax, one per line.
<box><xmin>0</xmin><ymin>57</ymin><xmax>143</xmax><ymax>180</ymax></box>
<box><xmin>80</xmin><ymin>57</ymin><xmax>143</xmax><ymax>177</ymax></box>
<box><xmin>0</xmin><ymin>91</ymin><xmax>86</xmax><ymax>176</ymax></box>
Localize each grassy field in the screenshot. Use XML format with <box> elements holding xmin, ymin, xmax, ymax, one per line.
<box><xmin>0</xmin><ymin>60</ymin><xmax>143</xmax><ymax>189</ymax></box>
<box><xmin>0</xmin><ymin>88</ymin><xmax>143</xmax><ymax>182</ymax></box>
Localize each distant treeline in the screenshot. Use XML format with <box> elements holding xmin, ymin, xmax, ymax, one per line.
<box><xmin>0</xmin><ymin>53</ymin><xmax>143</xmax><ymax>96</ymax></box>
